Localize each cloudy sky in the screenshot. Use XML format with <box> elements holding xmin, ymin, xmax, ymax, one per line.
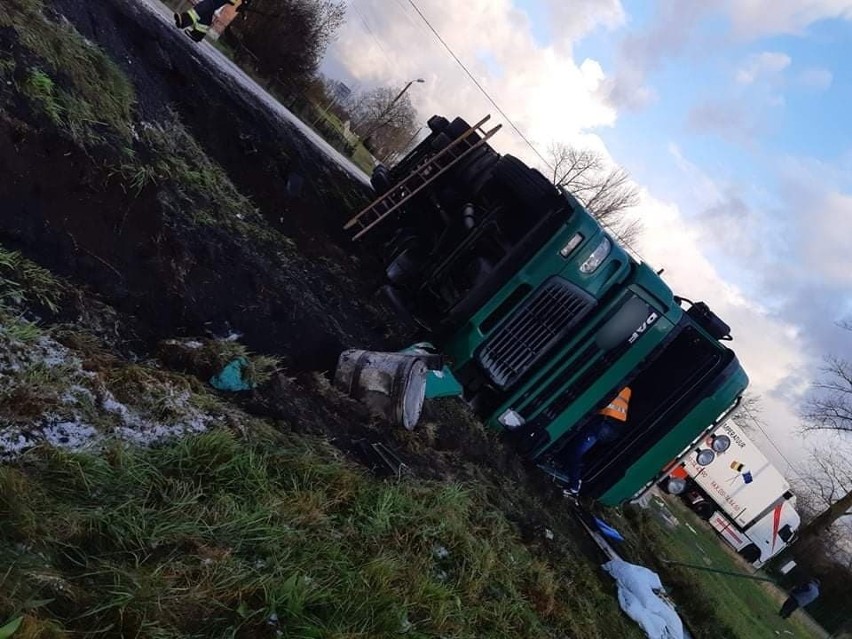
<box><xmin>321</xmin><ymin>0</ymin><xmax>852</xmax><ymax>480</ymax></box>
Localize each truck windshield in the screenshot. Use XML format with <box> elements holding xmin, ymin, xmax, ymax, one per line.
<box><xmin>569</xmin><ymin>323</ymin><xmax>734</xmax><ymax>492</ymax></box>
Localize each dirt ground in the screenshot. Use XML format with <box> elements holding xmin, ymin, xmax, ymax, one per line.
<box><xmin>0</xmin><ymin>0</ymin><xmax>611</xmax><ymax>568</ymax></box>
<box><xmin>1</xmin><ymin>0</ymin><xmax>402</xmax><ymax>374</ymax></box>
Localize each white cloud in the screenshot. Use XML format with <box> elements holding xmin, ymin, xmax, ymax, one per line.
<box><xmin>803</xmin><ymin>192</ymin><xmax>852</xmax><ymax>284</ymax></box>
<box><xmin>796</xmin><ymin>66</ymin><xmax>834</xmax><ymax>90</ymax></box>
<box><xmin>685</xmin><ymin>99</ymin><xmax>764</xmax><ymax>144</ymax></box>
<box><xmin>542</xmin><ymin>0</ymin><xmax>626</xmax><ymax>46</ymax></box>
<box><xmin>735</xmin><ymin>51</ymin><xmax>791</xmax><ymax>84</ymax></box>
<box><xmin>602</xmin><ymin>1</ymin><xmax>711</xmax><ymax>111</ymax></box>
<box><xmin>725</xmin><ymin>0</ymin><xmax>852</xmax><ymax>38</ymax></box>
<box><xmin>328</xmin><ymin>0</ymin><xmax>618</xmax><ymax>158</ymax></box>
<box><xmin>632</xmin><ymin>190</ymin><xmax>809</xmax><ymax>402</ymax></box>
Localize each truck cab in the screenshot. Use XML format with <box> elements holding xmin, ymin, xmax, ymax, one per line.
<box><xmin>348</xmin><ymin>114</ymin><xmax>750</xmax><ymax>505</ymax></box>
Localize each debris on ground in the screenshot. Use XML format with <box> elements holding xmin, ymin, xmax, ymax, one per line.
<box><xmin>334</xmin><ymin>349</ymin><xmax>428</xmax><ymax>429</ymax></box>
<box><xmin>209</xmin><ymin>356</ymin><xmax>254</xmax><ymax>391</ymax></box>
<box><xmin>603</xmin><ymin>558</ymin><xmax>685</xmax><ymax>639</ymax></box>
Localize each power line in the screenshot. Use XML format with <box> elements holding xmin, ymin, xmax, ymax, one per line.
<box><xmin>402</xmin><ymin>0</ymin><xmax>648</xmax><ymax>260</ymax></box>
<box><xmin>403</xmin><ymin>0</ymin><xmax>553</xmax><ymax>172</ymax></box>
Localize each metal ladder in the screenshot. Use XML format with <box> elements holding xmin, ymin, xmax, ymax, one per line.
<box><xmin>344</xmin><ymin>115</ymin><xmax>502</xmax><ymax>241</ymax></box>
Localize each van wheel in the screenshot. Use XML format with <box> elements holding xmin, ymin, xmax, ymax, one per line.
<box><xmin>692</xmin><ymin>502</ymin><xmax>715</xmax><ymax>520</ymax></box>
<box><xmin>739</xmin><ymin>544</ymin><xmax>761</xmax><ymax>564</ymax></box>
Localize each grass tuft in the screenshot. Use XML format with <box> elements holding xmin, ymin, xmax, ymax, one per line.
<box><xmin>21</xmin><ymin>68</ymin><xmax>62</xmax><ymax>124</ymax></box>
<box><xmin>0</xmin><ymin>246</ymin><xmax>66</xmax><ymax>313</ymax></box>
<box><xmin>3</xmin><ymin>0</ymin><xmax>135</xmax><ymax>145</ymax></box>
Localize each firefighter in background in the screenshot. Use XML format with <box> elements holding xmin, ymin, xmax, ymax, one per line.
<box><xmin>174</xmin><ymin>0</ymin><xmax>251</xmax><ymax>43</ymax></box>
<box><xmin>563</xmin><ymin>386</ymin><xmax>632</xmax><ymax>497</ymax></box>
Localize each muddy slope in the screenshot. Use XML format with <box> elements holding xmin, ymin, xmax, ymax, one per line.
<box><xmin>50</xmin><ymin>0</ymin><xmax>372</xmax><ymax>257</ymax></box>
<box><xmin>0</xmin><ymin>1</ymin><xmax>403</xmax><ymax>371</ymax></box>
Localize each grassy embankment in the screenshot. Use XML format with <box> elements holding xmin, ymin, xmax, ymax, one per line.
<box><xmin>0</xmin><ymin>2</ymin><xmax>643</xmax><ymax>637</ymax></box>
<box><xmin>611</xmin><ymin>494</ymin><xmax>822</xmax><ymax>638</ymax></box>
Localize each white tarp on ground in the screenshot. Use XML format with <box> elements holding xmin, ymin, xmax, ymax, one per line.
<box><xmin>603</xmin><ymin>558</ymin><xmax>685</xmax><ymax>639</ymax></box>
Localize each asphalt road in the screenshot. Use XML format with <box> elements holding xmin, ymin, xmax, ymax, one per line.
<box><xmin>136</xmin><ymin>0</ymin><xmax>371</xmax><ymax>185</ymax></box>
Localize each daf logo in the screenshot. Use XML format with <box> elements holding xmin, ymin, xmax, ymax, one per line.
<box><xmin>628</xmin><ymin>312</ymin><xmax>659</xmax><ymax>344</ymax></box>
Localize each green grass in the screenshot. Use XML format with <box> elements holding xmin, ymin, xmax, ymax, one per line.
<box><xmin>0</xmin><ymin>246</ymin><xmax>66</xmax><ymax>313</ymax></box>
<box><xmin>0</xmin><ymin>428</ymin><xmax>644</xmax><ymax>638</ymax></box>
<box><xmin>617</xmin><ymin>495</ymin><xmax>820</xmax><ymax>638</ymax></box>
<box><xmin>2</xmin><ymin>0</ymin><xmax>135</xmax><ymax>145</ymax></box>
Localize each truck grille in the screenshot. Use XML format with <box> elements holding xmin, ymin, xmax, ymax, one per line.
<box><xmin>477</xmin><ymin>278</ymin><xmax>595</xmax><ymax>388</ymax></box>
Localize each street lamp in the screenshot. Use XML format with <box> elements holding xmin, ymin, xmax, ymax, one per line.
<box><xmin>362</xmin><ymin>78</ymin><xmax>425</xmax><ymax>142</ymax></box>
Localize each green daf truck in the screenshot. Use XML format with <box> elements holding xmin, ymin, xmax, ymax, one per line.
<box><xmin>346</xmin><ymin>114</ymin><xmax>749</xmax><ymax>505</ymax></box>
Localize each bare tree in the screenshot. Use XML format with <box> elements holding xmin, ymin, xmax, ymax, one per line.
<box><xmin>802</xmin><ymin>353</ymin><xmax>852</xmax><ymax>433</ymax></box>
<box><xmin>227</xmin><ymin>0</ymin><xmax>345</xmax><ymax>89</ymax></box>
<box><xmin>798</xmin><ymin>446</ymin><xmax>852</xmax><ymax>512</ymax></box>
<box><xmin>729</xmin><ymin>392</ymin><xmax>764</xmax><ymax>432</ymax></box>
<box><xmin>349</xmin><ymin>87</ymin><xmax>418</xmax><ymax>160</ymax></box>
<box><xmin>546</xmin><ymin>144</ymin><xmax>641</xmax><ymax>247</ymax></box>
<box><xmin>795</xmin><ymin>447</ymin><xmax>852</xmax><ymax>544</ymax></box>
<box><xmin>796</xmin><ymin>324</ymin><xmax>852</xmax><ymax>540</ymax></box>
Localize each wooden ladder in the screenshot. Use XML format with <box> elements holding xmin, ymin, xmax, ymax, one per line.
<box><xmin>345</xmin><ymin>115</ymin><xmax>502</xmax><ymax>241</ymax></box>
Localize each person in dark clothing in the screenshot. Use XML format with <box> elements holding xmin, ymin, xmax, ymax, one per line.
<box><xmin>779</xmin><ymin>579</ymin><xmax>820</xmax><ymax>619</ymax></box>
<box><xmin>174</xmin><ymin>0</ymin><xmax>250</xmax><ymax>43</ymax></box>
<box><xmin>563</xmin><ymin>386</ymin><xmax>632</xmax><ymax>497</ymax></box>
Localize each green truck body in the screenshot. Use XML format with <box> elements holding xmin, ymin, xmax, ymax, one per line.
<box><xmin>353</xmin><ymin>114</ymin><xmax>749</xmax><ymax>504</ymax></box>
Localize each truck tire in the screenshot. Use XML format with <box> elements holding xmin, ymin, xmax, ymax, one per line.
<box><xmin>738</xmin><ymin>543</ymin><xmax>761</xmax><ymax>564</ymax></box>
<box><xmin>492</xmin><ymin>155</ymin><xmax>556</xmax><ymax>204</ymax></box>
<box><xmin>446</xmin><ymin>116</ymin><xmax>475</xmax><ymax>141</ymax></box>
<box><xmin>430</xmin><ymin>132</ymin><xmax>452</xmax><ymax>152</ymax></box>
<box><xmin>427</xmin><ymin>115</ymin><xmax>450</xmax><ymax>133</ymax></box>
<box><xmin>370</xmin><ymin>164</ymin><xmax>392</xmax><ymax>195</ymax></box>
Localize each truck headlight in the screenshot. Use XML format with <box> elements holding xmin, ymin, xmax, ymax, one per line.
<box><xmin>580</xmin><ymin>237</ymin><xmax>611</xmax><ymax>274</ymax></box>
<box><xmin>667</xmin><ymin>477</ymin><xmax>687</xmax><ymax>495</ymax></box>
<box><xmin>711</xmin><ymin>434</ymin><xmax>731</xmax><ymax>453</ymax></box>
<box><xmin>696</xmin><ymin>448</ymin><xmax>716</xmax><ymax>466</ymax></box>
<box><xmin>498</xmin><ymin>409</ymin><xmax>525</xmax><ymax>430</ymax></box>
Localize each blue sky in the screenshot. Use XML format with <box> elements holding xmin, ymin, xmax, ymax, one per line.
<box><xmin>324</xmin><ymin>0</ymin><xmax>852</xmax><ymax>478</ymax></box>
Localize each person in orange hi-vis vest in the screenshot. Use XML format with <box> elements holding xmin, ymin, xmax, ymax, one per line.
<box><xmin>563</xmin><ymin>386</ymin><xmax>632</xmax><ymax>496</ymax></box>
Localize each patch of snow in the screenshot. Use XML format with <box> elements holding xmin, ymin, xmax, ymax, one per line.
<box><xmin>432</xmin><ymin>545</ymin><xmax>450</xmax><ymax>560</ymax></box>
<box><xmin>42</xmin><ymin>421</ymin><xmax>100</xmax><ymax>449</ymax></box>
<box><xmin>1</xmin><ymin>330</ymin><xmax>217</xmax><ymax>459</ymax></box>
<box><xmin>0</xmin><ymin>420</ymin><xmax>100</xmax><ymax>459</ymax></box>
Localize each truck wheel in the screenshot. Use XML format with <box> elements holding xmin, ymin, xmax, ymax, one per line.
<box><xmin>427</xmin><ymin>115</ymin><xmax>450</xmax><ymax>133</ymax></box>
<box><xmin>446</xmin><ymin>116</ymin><xmax>475</xmax><ymax>141</ymax></box>
<box><xmin>430</xmin><ymin>132</ymin><xmax>452</xmax><ymax>152</ymax></box>
<box><xmin>370</xmin><ymin>164</ymin><xmax>392</xmax><ymax>195</ymax></box>
<box><xmin>492</xmin><ymin>154</ymin><xmax>556</xmax><ymax>204</ymax></box>
<box><xmin>738</xmin><ymin>544</ymin><xmax>761</xmax><ymax>564</ymax></box>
